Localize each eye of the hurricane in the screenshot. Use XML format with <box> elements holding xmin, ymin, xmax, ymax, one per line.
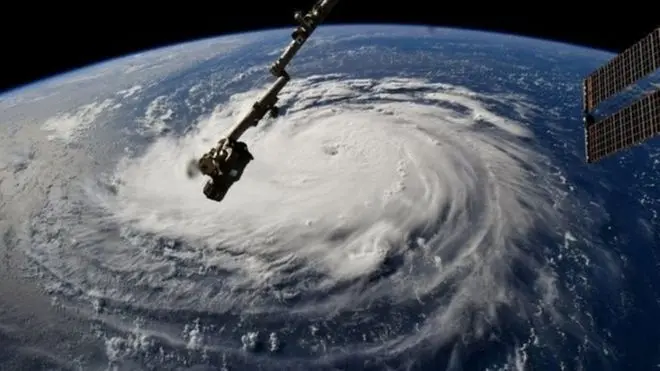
<box><xmin>66</xmin><ymin>75</ymin><xmax>591</xmax><ymax>364</ymax></box>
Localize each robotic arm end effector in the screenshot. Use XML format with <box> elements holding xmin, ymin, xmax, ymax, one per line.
<box><xmin>197</xmin><ymin>138</ymin><xmax>255</xmax><ymax>202</ymax></box>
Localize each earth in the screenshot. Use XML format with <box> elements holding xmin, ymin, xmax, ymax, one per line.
<box><xmin>1</xmin><ymin>25</ymin><xmax>659</xmax><ymax>371</ymax></box>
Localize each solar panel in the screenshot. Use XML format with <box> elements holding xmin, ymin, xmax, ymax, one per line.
<box><xmin>583</xmin><ymin>28</ymin><xmax>660</xmax><ymax>113</ymax></box>
<box><xmin>585</xmin><ymin>89</ymin><xmax>660</xmax><ymax>162</ymax></box>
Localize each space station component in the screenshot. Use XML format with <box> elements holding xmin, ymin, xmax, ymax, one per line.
<box><xmin>198</xmin><ymin>138</ymin><xmax>254</xmax><ymax>201</ymax></box>
<box><xmin>582</xmin><ymin>27</ymin><xmax>660</xmax><ymax>163</ymax></box>
<box><xmin>195</xmin><ymin>0</ymin><xmax>340</xmax><ymax>202</ymax></box>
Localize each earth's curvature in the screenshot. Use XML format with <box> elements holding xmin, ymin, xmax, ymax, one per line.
<box><xmin>1</xmin><ymin>25</ymin><xmax>658</xmax><ymax>371</ymax></box>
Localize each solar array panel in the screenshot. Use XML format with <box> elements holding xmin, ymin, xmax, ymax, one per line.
<box><xmin>585</xmin><ymin>89</ymin><xmax>660</xmax><ymax>162</ymax></box>
<box><xmin>583</xmin><ymin>28</ymin><xmax>660</xmax><ymax>113</ymax></box>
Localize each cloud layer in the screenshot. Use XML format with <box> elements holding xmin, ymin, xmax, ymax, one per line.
<box><xmin>27</xmin><ymin>75</ymin><xmax>613</xmax><ymax>369</ymax></box>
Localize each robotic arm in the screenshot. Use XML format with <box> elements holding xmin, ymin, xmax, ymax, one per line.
<box><xmin>192</xmin><ymin>0</ymin><xmax>340</xmax><ymax>203</ymax></box>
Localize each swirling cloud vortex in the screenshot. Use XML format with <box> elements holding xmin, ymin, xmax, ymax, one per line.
<box><xmin>104</xmin><ymin>75</ymin><xmax>572</xmax><ymax>360</ymax></box>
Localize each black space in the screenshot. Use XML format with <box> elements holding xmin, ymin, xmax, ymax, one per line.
<box><xmin>2</xmin><ymin>2</ymin><xmax>657</xmax><ymax>93</ymax></box>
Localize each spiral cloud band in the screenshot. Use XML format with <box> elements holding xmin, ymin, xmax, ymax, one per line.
<box><xmin>28</xmin><ymin>75</ymin><xmax>597</xmax><ymax>369</ymax></box>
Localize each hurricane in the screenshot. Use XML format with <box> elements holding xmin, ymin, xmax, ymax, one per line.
<box><xmin>3</xmin><ymin>71</ymin><xmax>616</xmax><ymax>371</ymax></box>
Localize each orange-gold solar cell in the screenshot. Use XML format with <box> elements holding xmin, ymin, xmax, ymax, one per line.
<box><xmin>583</xmin><ymin>28</ymin><xmax>659</xmax><ymax>113</ymax></box>
<box><xmin>585</xmin><ymin>89</ymin><xmax>660</xmax><ymax>162</ymax></box>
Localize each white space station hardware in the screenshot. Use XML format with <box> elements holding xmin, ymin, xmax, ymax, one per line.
<box><xmin>190</xmin><ymin>0</ymin><xmax>340</xmax><ymax>202</ymax></box>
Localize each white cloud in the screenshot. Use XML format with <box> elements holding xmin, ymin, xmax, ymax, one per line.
<box><xmin>41</xmin><ymin>98</ymin><xmax>115</xmax><ymax>142</ymax></box>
